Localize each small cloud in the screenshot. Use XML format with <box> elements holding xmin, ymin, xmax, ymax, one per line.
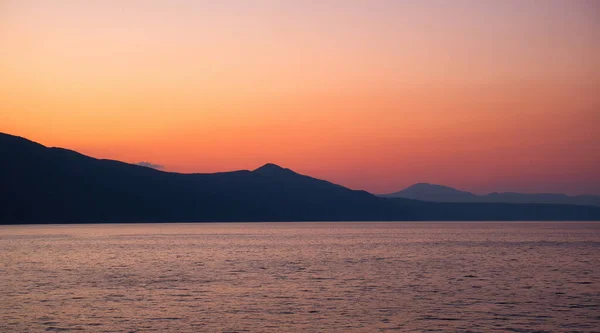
<box><xmin>136</xmin><ymin>161</ymin><xmax>164</xmax><ymax>170</ymax></box>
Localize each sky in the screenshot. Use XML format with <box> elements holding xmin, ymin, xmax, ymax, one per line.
<box><xmin>1</xmin><ymin>0</ymin><xmax>599</xmax><ymax>195</ymax></box>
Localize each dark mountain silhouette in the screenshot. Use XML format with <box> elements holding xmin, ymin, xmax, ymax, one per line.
<box><xmin>382</xmin><ymin>183</ymin><xmax>478</xmax><ymax>202</ymax></box>
<box><xmin>1</xmin><ymin>132</ymin><xmax>600</xmax><ymax>223</ymax></box>
<box><xmin>382</xmin><ymin>183</ymin><xmax>600</xmax><ymax>206</ymax></box>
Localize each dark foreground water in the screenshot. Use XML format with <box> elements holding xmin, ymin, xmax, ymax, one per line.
<box><xmin>1</xmin><ymin>222</ymin><xmax>599</xmax><ymax>332</ymax></box>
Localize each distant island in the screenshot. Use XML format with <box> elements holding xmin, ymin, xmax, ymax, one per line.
<box><xmin>381</xmin><ymin>183</ymin><xmax>600</xmax><ymax>207</ymax></box>
<box><xmin>1</xmin><ymin>132</ymin><xmax>600</xmax><ymax>224</ymax></box>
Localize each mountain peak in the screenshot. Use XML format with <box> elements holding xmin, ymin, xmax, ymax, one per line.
<box><xmin>255</xmin><ymin>163</ymin><xmax>284</xmax><ymax>171</ymax></box>
<box><xmin>253</xmin><ymin>163</ymin><xmax>296</xmax><ymax>175</ymax></box>
<box><xmin>409</xmin><ymin>182</ymin><xmax>435</xmax><ymax>187</ymax></box>
<box><xmin>381</xmin><ymin>182</ymin><xmax>477</xmax><ymax>201</ymax></box>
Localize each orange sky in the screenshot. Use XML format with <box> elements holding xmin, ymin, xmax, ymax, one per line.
<box><xmin>1</xmin><ymin>1</ymin><xmax>599</xmax><ymax>195</ymax></box>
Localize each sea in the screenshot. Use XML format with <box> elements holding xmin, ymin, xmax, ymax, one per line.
<box><xmin>1</xmin><ymin>222</ymin><xmax>599</xmax><ymax>332</ymax></box>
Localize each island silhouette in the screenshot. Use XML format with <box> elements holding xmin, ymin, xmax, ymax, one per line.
<box><xmin>381</xmin><ymin>183</ymin><xmax>600</xmax><ymax>207</ymax></box>
<box><xmin>2</xmin><ymin>132</ymin><xmax>600</xmax><ymax>224</ymax></box>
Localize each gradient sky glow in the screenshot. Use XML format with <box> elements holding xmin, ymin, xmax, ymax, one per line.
<box><xmin>1</xmin><ymin>0</ymin><xmax>599</xmax><ymax>194</ymax></box>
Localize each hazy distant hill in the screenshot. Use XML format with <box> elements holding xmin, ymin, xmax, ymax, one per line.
<box><xmin>382</xmin><ymin>183</ymin><xmax>478</xmax><ymax>202</ymax></box>
<box><xmin>2</xmin><ymin>132</ymin><xmax>600</xmax><ymax>223</ymax></box>
<box><xmin>381</xmin><ymin>183</ymin><xmax>600</xmax><ymax>206</ymax></box>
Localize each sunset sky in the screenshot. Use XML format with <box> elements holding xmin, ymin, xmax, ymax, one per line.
<box><xmin>1</xmin><ymin>0</ymin><xmax>599</xmax><ymax>195</ymax></box>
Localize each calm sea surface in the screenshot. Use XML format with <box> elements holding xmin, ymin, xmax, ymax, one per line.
<box><xmin>1</xmin><ymin>222</ymin><xmax>599</xmax><ymax>332</ymax></box>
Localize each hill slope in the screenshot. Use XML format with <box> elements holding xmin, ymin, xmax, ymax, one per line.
<box><xmin>0</xmin><ymin>133</ymin><xmax>395</xmax><ymax>223</ymax></box>
<box><xmin>2</xmin><ymin>132</ymin><xmax>600</xmax><ymax>223</ymax></box>
<box><xmin>382</xmin><ymin>183</ymin><xmax>478</xmax><ymax>202</ymax></box>
<box><xmin>382</xmin><ymin>183</ymin><xmax>600</xmax><ymax>206</ymax></box>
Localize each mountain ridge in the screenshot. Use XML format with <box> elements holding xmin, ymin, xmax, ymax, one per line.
<box><xmin>2</xmin><ymin>131</ymin><xmax>600</xmax><ymax>223</ymax></box>
<box><xmin>381</xmin><ymin>183</ymin><xmax>600</xmax><ymax>206</ymax></box>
